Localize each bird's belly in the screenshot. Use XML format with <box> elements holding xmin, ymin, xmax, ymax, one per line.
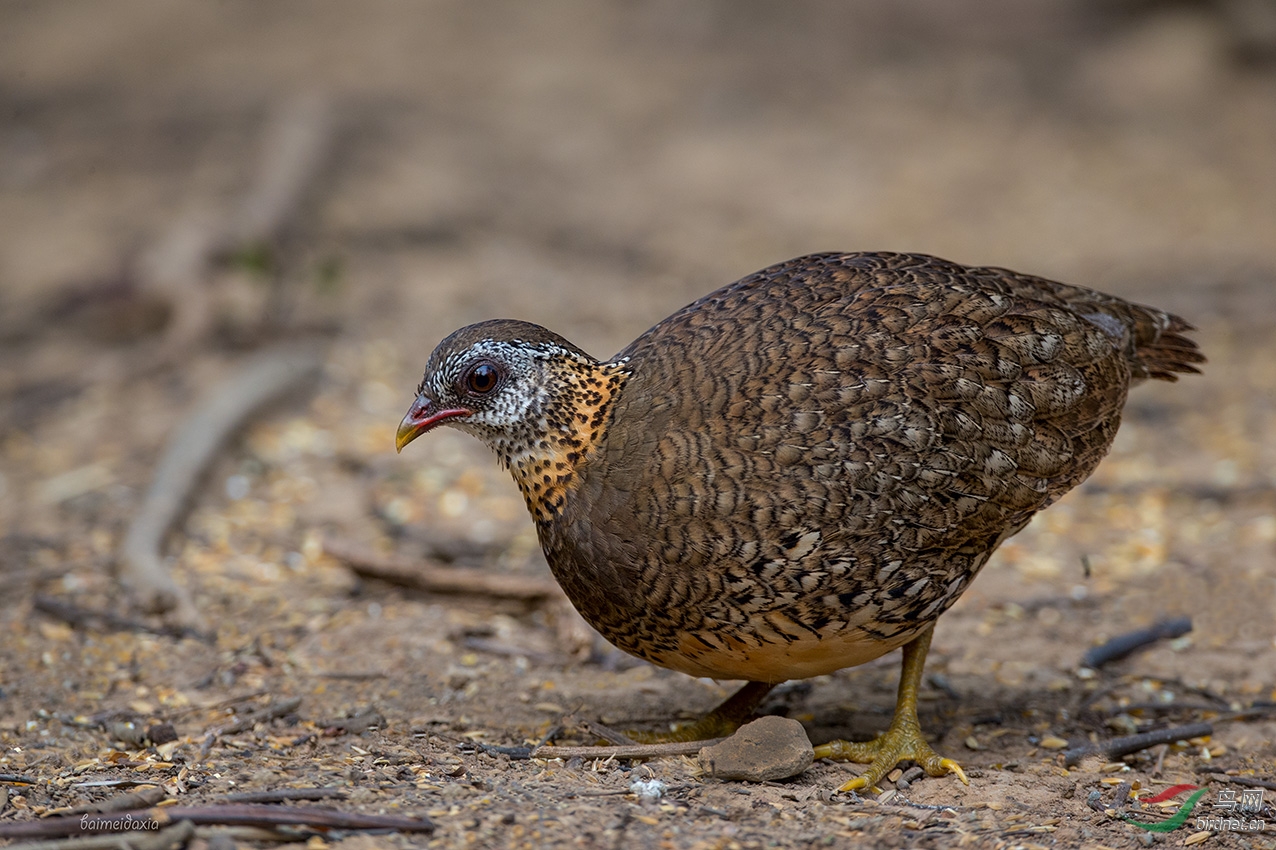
<box><xmin>661</xmin><ymin>621</ymin><xmax>919</xmax><ymax>683</ymax></box>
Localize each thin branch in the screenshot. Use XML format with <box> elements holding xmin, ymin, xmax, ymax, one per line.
<box><xmin>561</xmin><ymin>714</ymin><xmax>638</xmax><ymax>746</ymax></box>
<box><xmin>1062</xmin><ymin>721</ymin><xmax>1213</xmax><ymax>766</ymax></box>
<box><xmin>199</xmin><ymin>696</ymin><xmax>303</xmax><ymax>759</ymax></box>
<box><xmin>532</xmin><ymin>739</ymin><xmax>726</xmax><ymax>760</ymax></box>
<box><xmin>324</xmin><ymin>539</ymin><xmax>562</xmax><ymax>603</ymax></box>
<box><xmin>212</xmin><ymin>696</ymin><xmax>302</xmax><ymax>737</ymax></box>
<box><xmin>42</xmin><ymin>786</ymin><xmax>166</xmax><ymax>819</ymax></box>
<box><xmin>218</xmin><ymin>787</ymin><xmax>347</xmax><ymax>804</ymax></box>
<box><xmin>133</xmin><ymin>93</ymin><xmax>336</xmax><ymax>365</ymax></box>
<box><xmin>2</xmin><ymin>818</ymin><xmax>196</xmax><ymax>850</ymax></box>
<box><xmin>32</xmin><ymin>595</ymin><xmax>197</xmax><ymax>641</ymax></box>
<box><xmin>119</xmin><ymin>342</ymin><xmax>325</xmax><ymax>631</ymax></box>
<box><xmin>1</xmin><ymin>774</ymin><xmax>41</xmax><ymax>785</ymax></box>
<box><xmin>0</xmin><ymin>805</ymin><xmax>433</xmax><ymax>840</ymax></box>
<box><xmin>1205</xmin><ymin>773</ymin><xmax>1276</xmax><ymax>791</ymax></box>
<box><xmin>1080</xmin><ymin>617</ymin><xmax>1192</xmax><ymax>669</ymax></box>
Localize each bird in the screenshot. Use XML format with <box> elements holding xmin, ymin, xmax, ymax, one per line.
<box><xmin>396</xmin><ymin>251</ymin><xmax>1203</xmax><ymax>791</ymax></box>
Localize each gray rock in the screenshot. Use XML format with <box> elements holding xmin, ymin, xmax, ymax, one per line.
<box><xmin>699</xmin><ymin>716</ymin><xmax>814</xmax><ymax>782</ymax></box>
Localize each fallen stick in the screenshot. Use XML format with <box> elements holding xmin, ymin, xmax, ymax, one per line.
<box><xmin>532</xmin><ymin>738</ymin><xmax>726</xmax><ymax>761</ymax></box>
<box><xmin>200</xmin><ymin>696</ymin><xmax>303</xmax><ymax>759</ymax></box>
<box><xmin>218</xmin><ymin>787</ymin><xmax>347</xmax><ymax>804</ymax></box>
<box><xmin>1</xmin><ymin>824</ymin><xmax>292</xmax><ymax>850</ymax></box>
<box><xmin>0</xmin><ymin>774</ymin><xmax>40</xmax><ymax>785</ymax></box>
<box><xmin>1205</xmin><ymin>773</ymin><xmax>1276</xmax><ymax>791</ymax></box>
<box><xmin>119</xmin><ymin>341</ymin><xmax>325</xmax><ymax>631</ymax></box>
<box><xmin>42</xmin><ymin>786</ymin><xmax>165</xmax><ymax>819</ymax></box>
<box><xmin>3</xmin><ymin>818</ymin><xmax>196</xmax><ymax>850</ymax></box>
<box><xmin>1080</xmin><ymin>617</ymin><xmax>1192</xmax><ymax>669</ymax></box>
<box><xmin>210</xmin><ymin>697</ymin><xmax>304</xmax><ymax>736</ymax></box>
<box><xmin>32</xmin><ymin>595</ymin><xmax>197</xmax><ymax>641</ymax></box>
<box><xmin>0</xmin><ymin>804</ymin><xmax>434</xmax><ymax>840</ymax></box>
<box><xmin>136</xmin><ymin>93</ymin><xmax>335</xmax><ymax>365</ymax></box>
<box><xmin>1062</xmin><ymin>721</ymin><xmax>1214</xmax><ymax>766</ymax></box>
<box><xmin>324</xmin><ymin>539</ymin><xmax>562</xmax><ymax>603</ymax></box>
<box><xmin>226</xmin><ymin>92</ymin><xmax>333</xmax><ymax>251</ymax></box>
<box><xmin>317</xmin><ymin>708</ymin><xmax>384</xmax><ymax>736</ymax></box>
<box><xmin>561</xmin><ymin>714</ymin><xmax>639</xmax><ymax>746</ymax></box>
<box><xmin>461</xmin><ymin>635</ymin><xmax>564</xmax><ymax>665</ymax></box>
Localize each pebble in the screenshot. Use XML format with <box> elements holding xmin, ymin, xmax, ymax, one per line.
<box><xmin>630</xmin><ymin>778</ymin><xmax>666</xmax><ymax>801</ymax></box>
<box><xmin>698</xmin><ymin>716</ymin><xmax>814</xmax><ymax>782</ymax></box>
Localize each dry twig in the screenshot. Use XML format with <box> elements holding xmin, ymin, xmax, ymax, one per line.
<box><xmin>532</xmin><ymin>739</ymin><xmax>726</xmax><ymax>761</ymax></box>
<box><xmin>136</xmin><ymin>92</ymin><xmax>335</xmax><ymax>363</ymax></box>
<box><xmin>218</xmin><ymin>787</ymin><xmax>347</xmax><ymax>804</ymax></box>
<box><xmin>42</xmin><ymin>786</ymin><xmax>166</xmax><ymax>819</ymax></box>
<box><xmin>1062</xmin><ymin>721</ymin><xmax>1214</xmax><ymax>766</ymax></box>
<box><xmin>199</xmin><ymin>696</ymin><xmax>303</xmax><ymax>758</ymax></box>
<box><xmin>317</xmin><ymin>708</ymin><xmax>384</xmax><ymax>736</ymax></box>
<box><xmin>1</xmin><ymin>774</ymin><xmax>40</xmax><ymax>785</ymax></box>
<box><xmin>32</xmin><ymin>595</ymin><xmax>196</xmax><ymax>641</ymax></box>
<box><xmin>210</xmin><ymin>696</ymin><xmax>302</xmax><ymax>737</ymax></box>
<box><xmin>119</xmin><ymin>342</ymin><xmax>324</xmax><ymax>631</ymax></box>
<box><xmin>1080</xmin><ymin>617</ymin><xmax>1192</xmax><ymax>669</ymax></box>
<box><xmin>561</xmin><ymin>714</ymin><xmax>638</xmax><ymax>746</ymax></box>
<box><xmin>324</xmin><ymin>539</ymin><xmax>562</xmax><ymax>603</ymax></box>
<box><xmin>0</xmin><ymin>804</ymin><xmax>433</xmax><ymax>841</ymax></box>
<box><xmin>1205</xmin><ymin>773</ymin><xmax>1276</xmax><ymax>791</ymax></box>
<box><xmin>3</xmin><ymin>818</ymin><xmax>196</xmax><ymax>850</ymax></box>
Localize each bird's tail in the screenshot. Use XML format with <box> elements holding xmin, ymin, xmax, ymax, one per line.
<box><xmin>1126</xmin><ymin>308</ymin><xmax>1205</xmax><ymax>382</ymax></box>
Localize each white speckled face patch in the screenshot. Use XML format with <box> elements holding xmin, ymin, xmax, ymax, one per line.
<box><xmin>419</xmin><ymin>338</ymin><xmax>588</xmax><ymax>432</ymax></box>
<box><xmin>412</xmin><ymin>319</ymin><xmax>631</xmax><ymax>522</ymax></box>
<box><xmin>422</xmin><ymin>336</ymin><xmax>623</xmax><ymax>461</ymax></box>
<box><xmin>434</xmin><ymin>339</ymin><xmax>543</xmax><ymax>431</ymax></box>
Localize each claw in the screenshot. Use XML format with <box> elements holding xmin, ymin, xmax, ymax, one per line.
<box><xmin>823</xmin><ymin>732</ymin><xmax>967</xmax><ymax>793</ymax></box>
<box><xmin>817</xmin><ymin>626</ymin><xmax>970</xmax><ymax>794</ymax></box>
<box><xmin>937</xmin><ymin>757</ymin><xmax>969</xmax><ymax>785</ymax></box>
<box><xmin>838</xmin><ymin>774</ymin><xmax>874</xmax><ymax>793</ymax></box>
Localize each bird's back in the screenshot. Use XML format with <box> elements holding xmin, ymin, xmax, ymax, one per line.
<box><xmin>541</xmin><ymin>252</ymin><xmax>1202</xmax><ymax>680</ymax></box>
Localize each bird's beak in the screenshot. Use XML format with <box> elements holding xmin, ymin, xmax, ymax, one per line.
<box><xmin>395</xmin><ymin>393</ymin><xmax>472</xmax><ymax>453</ymax></box>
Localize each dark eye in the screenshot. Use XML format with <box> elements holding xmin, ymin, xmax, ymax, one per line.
<box><xmin>464</xmin><ymin>362</ymin><xmax>500</xmax><ymax>395</ymax></box>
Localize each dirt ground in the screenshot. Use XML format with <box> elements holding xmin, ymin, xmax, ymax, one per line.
<box><xmin>2</xmin><ymin>2</ymin><xmax>1276</xmax><ymax>848</ymax></box>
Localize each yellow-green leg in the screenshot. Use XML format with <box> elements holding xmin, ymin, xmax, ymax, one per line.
<box><xmin>627</xmin><ymin>680</ymin><xmax>775</xmax><ymax>743</ymax></box>
<box><xmin>813</xmin><ymin>625</ymin><xmax>968</xmax><ymax>792</ymax></box>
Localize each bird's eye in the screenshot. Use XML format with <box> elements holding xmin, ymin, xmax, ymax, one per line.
<box><xmin>464</xmin><ymin>362</ymin><xmax>500</xmax><ymax>395</ymax></box>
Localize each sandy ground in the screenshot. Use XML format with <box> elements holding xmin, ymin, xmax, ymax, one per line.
<box><xmin>2</xmin><ymin>2</ymin><xmax>1275</xmax><ymax>848</ymax></box>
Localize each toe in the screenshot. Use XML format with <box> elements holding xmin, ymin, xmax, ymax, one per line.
<box><xmin>823</xmin><ymin>729</ymin><xmax>967</xmax><ymax>793</ymax></box>
<box><xmin>931</xmin><ymin>756</ymin><xmax>969</xmax><ymax>784</ymax></box>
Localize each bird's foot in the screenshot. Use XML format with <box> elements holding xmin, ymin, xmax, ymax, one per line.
<box><xmin>622</xmin><ymin>681</ymin><xmax>776</xmax><ymax>744</ymax></box>
<box><xmin>814</xmin><ymin>723</ymin><xmax>968</xmax><ymax>792</ymax></box>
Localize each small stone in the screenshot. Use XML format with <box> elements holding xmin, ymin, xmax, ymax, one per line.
<box><xmin>699</xmin><ymin>716</ymin><xmax>814</xmax><ymax>782</ymax></box>
<box><xmin>1039</xmin><ymin>735</ymin><xmax>1069</xmax><ymax>749</ymax></box>
<box><xmin>629</xmin><ymin>778</ymin><xmax>666</xmax><ymax>801</ymax></box>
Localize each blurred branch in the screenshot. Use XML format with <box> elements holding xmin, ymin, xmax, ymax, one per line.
<box><xmin>124</xmin><ymin>92</ymin><xmax>336</xmax><ymax>373</ymax></box>
<box><xmin>324</xmin><ymin>539</ymin><xmax>564</xmax><ymax>603</ymax></box>
<box><xmin>119</xmin><ymin>342</ymin><xmax>324</xmax><ymax>631</ymax></box>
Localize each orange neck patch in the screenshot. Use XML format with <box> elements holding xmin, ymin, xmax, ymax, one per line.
<box><xmin>503</xmin><ymin>358</ymin><xmax>630</xmax><ymax>523</ymax></box>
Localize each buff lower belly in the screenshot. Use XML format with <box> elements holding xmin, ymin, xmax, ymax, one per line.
<box><xmin>656</xmin><ymin>624</ymin><xmax>920</xmax><ymax>683</ymax></box>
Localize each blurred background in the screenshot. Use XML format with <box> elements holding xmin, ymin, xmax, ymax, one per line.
<box><xmin>1</xmin><ymin>0</ymin><xmax>1274</xmax><ymax>830</ymax></box>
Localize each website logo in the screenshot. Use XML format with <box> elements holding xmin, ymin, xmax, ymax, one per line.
<box><xmin>1120</xmin><ymin>784</ymin><xmax>1267</xmax><ymax>834</ymax></box>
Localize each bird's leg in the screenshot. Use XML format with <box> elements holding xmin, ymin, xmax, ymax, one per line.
<box><xmin>813</xmin><ymin>625</ymin><xmax>968</xmax><ymax>792</ymax></box>
<box><xmin>625</xmin><ymin>680</ymin><xmax>776</xmax><ymax>743</ymax></box>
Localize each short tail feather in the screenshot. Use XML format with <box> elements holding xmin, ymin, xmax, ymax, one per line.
<box><xmin>1130</xmin><ymin>310</ymin><xmax>1205</xmax><ymax>382</ymax></box>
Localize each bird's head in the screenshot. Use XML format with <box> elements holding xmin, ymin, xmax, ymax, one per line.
<box><xmin>397</xmin><ymin>319</ymin><xmax>630</xmax><ymax>520</ymax></box>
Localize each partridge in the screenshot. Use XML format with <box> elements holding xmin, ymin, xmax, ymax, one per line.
<box><xmin>396</xmin><ymin>252</ymin><xmax>1203</xmax><ymax>790</ymax></box>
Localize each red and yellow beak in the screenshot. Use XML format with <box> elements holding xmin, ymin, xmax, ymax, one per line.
<box><xmin>395</xmin><ymin>394</ymin><xmax>473</xmax><ymax>453</ymax></box>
